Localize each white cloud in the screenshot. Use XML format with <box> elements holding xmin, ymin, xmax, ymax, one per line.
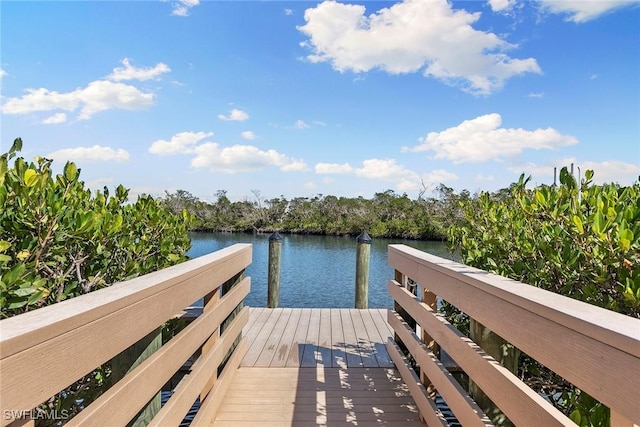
<box><xmin>149</xmin><ymin>131</ymin><xmax>213</xmax><ymax>155</ymax></box>
<box><xmin>538</xmin><ymin>0</ymin><xmax>640</xmax><ymax>23</ymax></box>
<box><xmin>315</xmin><ymin>162</ymin><xmax>354</xmax><ymax>174</ymax></box>
<box><xmin>298</xmin><ymin>0</ymin><xmax>541</xmax><ymax>95</ymax></box>
<box><xmin>241</xmin><ymin>131</ymin><xmax>256</xmax><ymax>140</ymax></box>
<box><xmin>403</xmin><ymin>113</ymin><xmax>578</xmax><ymax>163</ymax></box>
<box><xmin>488</xmin><ymin>0</ymin><xmax>516</xmax><ymax>12</ymax></box>
<box><xmin>2</xmin><ymin>60</ymin><xmax>162</xmax><ymax>120</ymax></box>
<box><xmin>171</xmin><ymin>0</ymin><xmax>199</xmax><ymax>16</ymax></box>
<box><xmin>48</xmin><ymin>145</ymin><xmax>130</xmax><ymax>163</ymax></box>
<box><xmin>511</xmin><ymin>158</ymin><xmax>640</xmax><ymax>185</ymax></box>
<box><xmin>294</xmin><ymin>119</ymin><xmax>309</xmax><ymax>129</ymax></box>
<box><xmin>312</xmin><ymin>120</ymin><xmax>327</xmax><ymax>126</ymax></box>
<box><xmin>285</xmin><ymin>8</ymin><xmax>294</xmax><ymax>16</ymax></box>
<box><xmin>42</xmin><ymin>113</ymin><xmax>67</xmax><ymax>124</ymax></box>
<box><xmin>107</xmin><ymin>58</ymin><xmax>170</xmax><ymax>81</ymax></box>
<box><xmin>528</xmin><ymin>92</ymin><xmax>545</xmax><ymax>98</ymax></box>
<box><xmin>316</xmin><ymin>158</ymin><xmax>456</xmax><ymax>191</ymax></box>
<box><xmin>0</xmin><ymin>68</ymin><xmax>7</xmax><ymax>80</ymax></box>
<box><xmin>218</xmin><ymin>108</ymin><xmax>249</xmax><ymax>121</ymax></box>
<box><xmin>191</xmin><ymin>143</ymin><xmax>308</xmax><ymax>173</ymax></box>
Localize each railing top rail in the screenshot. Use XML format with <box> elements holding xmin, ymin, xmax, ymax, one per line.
<box><xmin>0</xmin><ymin>243</ymin><xmax>252</xmax><ymax>358</ymax></box>
<box><xmin>388</xmin><ymin>244</ymin><xmax>640</xmax><ymax>358</ymax></box>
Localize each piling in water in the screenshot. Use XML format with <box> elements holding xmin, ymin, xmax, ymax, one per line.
<box><xmin>355</xmin><ymin>231</ymin><xmax>371</xmax><ymax>309</ymax></box>
<box><xmin>267</xmin><ymin>232</ymin><xmax>282</xmax><ymax>308</ymax></box>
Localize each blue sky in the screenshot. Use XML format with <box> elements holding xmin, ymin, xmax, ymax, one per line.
<box><xmin>1</xmin><ymin>0</ymin><xmax>639</xmax><ymax>202</ymax></box>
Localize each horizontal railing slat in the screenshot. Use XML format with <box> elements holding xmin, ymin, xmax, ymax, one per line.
<box><xmin>189</xmin><ymin>338</ymin><xmax>248</xmax><ymax>427</ymax></box>
<box><xmin>389</xmin><ymin>280</ymin><xmax>573</xmax><ymax>426</ymax></box>
<box><xmin>386</xmin><ymin>339</ymin><xmax>449</xmax><ymax>427</ymax></box>
<box><xmin>388</xmin><ymin>244</ymin><xmax>639</xmax><ymax>356</ymax></box>
<box><xmin>148</xmin><ymin>307</ymin><xmax>250</xmax><ymax>426</ymax></box>
<box><xmin>0</xmin><ymin>243</ymin><xmax>252</xmax><ymax>426</ymax></box>
<box><xmin>387</xmin><ymin>310</ymin><xmax>493</xmax><ymax>427</ymax></box>
<box><xmin>0</xmin><ymin>244</ymin><xmax>251</xmax><ymax>358</ymax></box>
<box><xmin>388</xmin><ymin>244</ymin><xmax>640</xmax><ymax>423</ymax></box>
<box><xmin>66</xmin><ymin>279</ymin><xmax>250</xmax><ymax>426</ymax></box>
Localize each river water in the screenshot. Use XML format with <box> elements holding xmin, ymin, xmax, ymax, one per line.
<box><xmin>188</xmin><ymin>232</ymin><xmax>453</xmax><ymax>309</ymax></box>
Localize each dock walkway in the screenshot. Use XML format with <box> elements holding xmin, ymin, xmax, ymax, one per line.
<box><xmin>211</xmin><ymin>308</ymin><xmax>425</xmax><ymax>426</ymax></box>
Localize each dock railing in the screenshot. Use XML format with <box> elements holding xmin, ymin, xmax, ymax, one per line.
<box><xmin>0</xmin><ymin>243</ymin><xmax>252</xmax><ymax>427</ymax></box>
<box><xmin>386</xmin><ymin>244</ymin><xmax>640</xmax><ymax>427</ymax></box>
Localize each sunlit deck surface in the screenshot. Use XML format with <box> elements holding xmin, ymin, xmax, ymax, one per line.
<box><xmin>211</xmin><ymin>308</ymin><xmax>425</xmax><ymax>426</ymax></box>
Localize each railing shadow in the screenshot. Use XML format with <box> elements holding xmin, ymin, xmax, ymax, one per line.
<box><xmin>292</xmin><ymin>343</ymin><xmax>422</xmax><ymax>426</ymax></box>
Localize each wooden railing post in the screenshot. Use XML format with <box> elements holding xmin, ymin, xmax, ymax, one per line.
<box><xmin>355</xmin><ymin>231</ymin><xmax>371</xmax><ymax>309</ymax></box>
<box><xmin>267</xmin><ymin>232</ymin><xmax>282</xmax><ymax>308</ymax></box>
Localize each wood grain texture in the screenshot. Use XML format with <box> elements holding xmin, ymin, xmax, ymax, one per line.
<box><xmin>241</xmin><ymin>309</ymin><xmax>393</xmax><ymax>369</ymax></box>
<box><xmin>388</xmin><ymin>244</ymin><xmax>640</xmax><ymax>423</ymax></box>
<box><xmin>389</xmin><ymin>280</ymin><xmax>573</xmax><ymax>426</ymax></box>
<box><xmin>0</xmin><ymin>245</ymin><xmax>252</xmax><ymax>422</ymax></box>
<box><xmin>211</xmin><ymin>367</ymin><xmax>425</xmax><ymax>427</ymax></box>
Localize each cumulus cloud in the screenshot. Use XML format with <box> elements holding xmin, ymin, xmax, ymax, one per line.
<box><xmin>149</xmin><ymin>131</ymin><xmax>213</xmax><ymax>155</ymax></box>
<box><xmin>218</xmin><ymin>108</ymin><xmax>249</xmax><ymax>121</ymax></box>
<box><xmin>403</xmin><ymin>113</ymin><xmax>578</xmax><ymax>163</ymax></box>
<box><xmin>538</xmin><ymin>0</ymin><xmax>639</xmax><ymax>23</ymax></box>
<box><xmin>2</xmin><ymin>59</ymin><xmax>166</xmax><ymax>120</ymax></box>
<box><xmin>107</xmin><ymin>58</ymin><xmax>170</xmax><ymax>81</ymax></box>
<box><xmin>510</xmin><ymin>158</ymin><xmax>640</xmax><ymax>185</ymax></box>
<box><xmin>47</xmin><ymin>145</ymin><xmax>130</xmax><ymax>163</ymax></box>
<box><xmin>191</xmin><ymin>143</ymin><xmax>308</xmax><ymax>173</ymax></box>
<box><xmin>0</xmin><ymin>68</ymin><xmax>7</xmax><ymax>80</ymax></box>
<box><xmin>241</xmin><ymin>131</ymin><xmax>256</xmax><ymax>140</ymax></box>
<box><xmin>488</xmin><ymin>0</ymin><xmax>516</xmax><ymax>12</ymax></box>
<box><xmin>315</xmin><ymin>158</ymin><xmax>456</xmax><ymax>191</ymax></box>
<box><xmin>149</xmin><ymin>131</ymin><xmax>308</xmax><ymax>173</ymax></box>
<box><xmin>298</xmin><ymin>0</ymin><xmax>541</xmax><ymax>95</ymax></box>
<box><xmin>171</xmin><ymin>0</ymin><xmax>199</xmax><ymax>16</ymax></box>
<box><xmin>42</xmin><ymin>113</ymin><xmax>67</xmax><ymax>124</ymax></box>
<box><xmin>284</xmin><ymin>8</ymin><xmax>294</xmax><ymax>15</ymax></box>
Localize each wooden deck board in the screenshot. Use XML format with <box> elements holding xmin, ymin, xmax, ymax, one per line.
<box><xmin>211</xmin><ymin>367</ymin><xmax>425</xmax><ymax>426</ymax></box>
<box><xmin>241</xmin><ymin>308</ymin><xmax>393</xmax><ymax>368</ymax></box>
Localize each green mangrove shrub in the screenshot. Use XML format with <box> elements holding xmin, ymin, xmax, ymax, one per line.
<box><xmin>0</xmin><ymin>138</ymin><xmax>193</xmax><ymax>318</ymax></box>
<box><xmin>448</xmin><ymin>168</ymin><xmax>639</xmax><ymax>426</ymax></box>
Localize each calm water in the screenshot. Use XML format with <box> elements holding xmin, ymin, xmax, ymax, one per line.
<box><xmin>188</xmin><ymin>232</ymin><xmax>454</xmax><ymax>309</ymax></box>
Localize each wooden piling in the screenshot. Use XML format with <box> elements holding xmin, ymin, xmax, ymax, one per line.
<box><xmin>355</xmin><ymin>231</ymin><xmax>371</xmax><ymax>309</ymax></box>
<box><xmin>267</xmin><ymin>232</ymin><xmax>282</xmax><ymax>308</ymax></box>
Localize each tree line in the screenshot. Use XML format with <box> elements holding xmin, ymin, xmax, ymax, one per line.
<box><xmin>160</xmin><ymin>186</ymin><xmax>474</xmax><ymax>241</ymax></box>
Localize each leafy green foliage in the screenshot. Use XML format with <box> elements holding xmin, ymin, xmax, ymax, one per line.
<box><xmin>161</xmin><ymin>186</ymin><xmax>470</xmax><ymax>240</ymax></box>
<box><xmin>448</xmin><ymin>168</ymin><xmax>639</xmax><ymax>425</ymax></box>
<box><xmin>0</xmin><ymin>138</ymin><xmax>194</xmax><ymax>318</ymax></box>
<box><xmin>449</xmin><ymin>168</ymin><xmax>639</xmax><ymax>317</ymax></box>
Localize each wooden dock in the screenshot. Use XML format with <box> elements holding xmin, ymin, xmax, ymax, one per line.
<box><xmin>2</xmin><ymin>243</ymin><xmax>638</xmax><ymax>427</ymax></box>
<box><xmin>211</xmin><ymin>308</ymin><xmax>425</xmax><ymax>426</ymax></box>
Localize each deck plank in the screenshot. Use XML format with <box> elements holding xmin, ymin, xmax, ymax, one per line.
<box><xmin>329</xmin><ymin>309</ymin><xmax>347</xmax><ymax>368</ymax></box>
<box><xmin>340</xmin><ymin>309</ymin><xmax>364</xmax><ymax>368</ymax></box>
<box><xmin>350</xmin><ymin>309</ymin><xmax>380</xmax><ymax>368</ymax></box>
<box><xmin>211</xmin><ymin>367</ymin><xmax>425</xmax><ymax>427</ymax></box>
<box><xmin>255</xmin><ymin>308</ymin><xmax>293</xmax><ymax>367</ymax></box>
<box><xmin>317</xmin><ymin>309</ymin><xmax>333</xmax><ymax>367</ymax></box>
<box><xmin>285</xmin><ymin>308</ymin><xmax>311</xmax><ymax>367</ymax></box>
<box><xmin>301</xmin><ymin>308</ymin><xmax>321</xmax><ymax>367</ymax></box>
<box><xmin>242</xmin><ymin>308</ymin><xmax>395</xmax><ymax>368</ymax></box>
<box><xmin>360</xmin><ymin>309</ymin><xmax>394</xmax><ymax>368</ymax></box>
<box><xmin>243</xmin><ymin>309</ymin><xmax>283</xmax><ymax>367</ymax></box>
